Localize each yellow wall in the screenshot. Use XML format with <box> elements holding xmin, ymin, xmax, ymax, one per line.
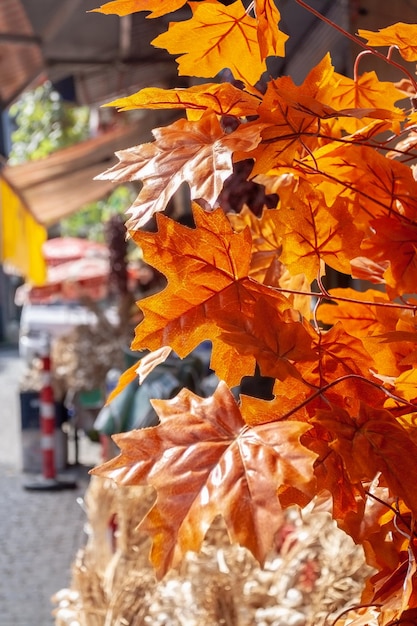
<box><xmin>0</xmin><ymin>180</ymin><xmax>46</xmax><ymax>285</ymax></box>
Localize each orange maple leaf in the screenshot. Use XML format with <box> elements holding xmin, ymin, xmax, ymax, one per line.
<box><xmin>314</xmin><ymin>403</ymin><xmax>417</xmax><ymax>518</ymax></box>
<box><xmin>93</xmin><ymin>381</ymin><xmax>317</xmax><ymax>577</ymax></box>
<box><xmin>129</xmin><ymin>205</ymin><xmax>292</xmax><ymax>387</ymax></box>
<box><xmin>227</xmin><ymin>206</ymin><xmax>312</xmax><ymax>317</ymax></box>
<box><xmin>318</xmin><ymin>288</ymin><xmax>397</xmax><ymax>338</ymax></box>
<box><xmin>296</xmin><ymin>142</ymin><xmax>417</xmax><ymax>226</ymax></box>
<box><xmin>358</xmin><ymin>22</ymin><xmax>417</xmax><ymax>62</ymax></box>
<box><xmin>151</xmin><ymin>0</ymin><xmax>268</xmax><ymax>86</ymax></box>
<box><xmin>91</xmin><ymin>0</ymin><xmax>187</xmax><ymax>18</ymax></box>
<box><xmin>254</xmin><ymin>0</ymin><xmax>288</xmax><ymax>60</ymax></box>
<box><xmin>95</xmin><ymin>112</ymin><xmax>262</xmax><ymax>230</ymax></box>
<box><xmin>300</xmin><ymin>323</ymin><xmax>376</xmax><ymax>390</ymax></box>
<box><xmin>104</xmin><ymin>83</ymin><xmax>261</xmax><ymax>121</ymax></box>
<box><xmin>217</xmin><ymin>297</ymin><xmax>317</xmax><ymax>381</ymax></box>
<box><xmin>362</xmin><ymin>217</ymin><xmax>417</xmax><ymax>296</ymax></box>
<box><xmin>227</xmin><ymin>206</ymin><xmax>283</xmax><ymax>283</ymax></box>
<box><xmin>275</xmin><ymin>190</ymin><xmax>363</xmax><ymax>281</ymax></box>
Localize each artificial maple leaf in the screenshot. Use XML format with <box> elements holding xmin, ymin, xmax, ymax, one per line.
<box><xmin>394</xmin><ymin>367</ymin><xmax>417</xmax><ymax>403</ymax></box>
<box><xmin>358</xmin><ymin>22</ymin><xmax>417</xmax><ymax>62</ymax></box>
<box><xmin>152</xmin><ymin>0</ymin><xmax>268</xmax><ymax>87</ymax></box>
<box><xmin>95</xmin><ymin>112</ymin><xmax>262</xmax><ymax>230</ymax></box>
<box><xmin>104</xmin><ymin>83</ymin><xmax>261</xmax><ymax>121</ymax></box>
<box><xmin>93</xmin><ymin>381</ymin><xmax>317</xmax><ymax>577</ymax></box>
<box><xmin>129</xmin><ymin>204</ymin><xmax>292</xmax><ymax>387</ymax></box>
<box><xmin>217</xmin><ymin>297</ymin><xmax>317</xmax><ymax>381</ymax></box>
<box><xmin>296</xmin><ymin>142</ymin><xmax>417</xmax><ymax>227</ymax></box>
<box><xmin>315</xmin><ymin>403</ymin><xmax>417</xmax><ymax>515</ymax></box>
<box><xmin>362</xmin><ymin>217</ymin><xmax>417</xmax><ymax>296</ymax></box>
<box><xmin>254</xmin><ymin>0</ymin><xmax>288</xmax><ymax>60</ymax></box>
<box><xmin>387</xmin><ymin>128</ymin><xmax>417</xmax><ymax>161</ymax></box>
<box><xmin>302</xmin><ymin>421</ymin><xmax>366</xmax><ymax>523</ymax></box>
<box><xmin>239</xmin><ymin>380</ymin><xmax>312</xmax><ymax>426</ymax></box>
<box><xmin>275</xmin><ymin>190</ymin><xmax>363</xmax><ymax>281</ymax></box>
<box><xmin>91</xmin><ymin>0</ymin><xmax>187</xmax><ymax>18</ymax></box>
<box><xmin>227</xmin><ymin>206</ymin><xmax>283</xmax><ymax>283</ymax></box>
<box><xmin>350</xmin><ymin>255</ymin><xmax>388</xmax><ymax>284</ymax></box>
<box><xmin>248</xmin><ymin>79</ymin><xmax>330</xmax><ymax>173</ymax></box>
<box><xmin>318</xmin><ymin>288</ymin><xmax>397</xmax><ymax>338</ymax></box>
<box><xmin>299</xmin><ymin>322</ymin><xmax>376</xmax><ymax>391</ymax></box>
<box><xmin>227</xmin><ymin>205</ymin><xmax>312</xmax><ymax>317</ymax></box>
<box><xmin>320</xmin><ymin>70</ymin><xmax>404</xmax><ymax>134</ymax></box>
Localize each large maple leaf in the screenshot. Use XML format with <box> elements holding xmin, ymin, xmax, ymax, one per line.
<box><xmin>95</xmin><ymin>112</ymin><xmax>262</xmax><ymax>230</ymax></box>
<box><xmin>93</xmin><ymin>381</ymin><xmax>317</xmax><ymax>578</ymax></box>
<box><xmin>104</xmin><ymin>83</ymin><xmax>261</xmax><ymax>121</ymax></box>
<box><xmin>129</xmin><ymin>204</ymin><xmax>293</xmax><ymax>387</ymax></box>
<box><xmin>358</xmin><ymin>22</ymin><xmax>417</xmax><ymax>62</ymax></box>
<box><xmin>151</xmin><ymin>0</ymin><xmax>270</xmax><ymax>86</ymax></box>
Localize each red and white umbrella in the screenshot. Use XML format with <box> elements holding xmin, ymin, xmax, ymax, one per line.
<box><xmin>18</xmin><ymin>257</ymin><xmax>110</xmax><ymax>304</ymax></box>
<box><xmin>42</xmin><ymin>237</ymin><xmax>108</xmax><ymax>266</ymax></box>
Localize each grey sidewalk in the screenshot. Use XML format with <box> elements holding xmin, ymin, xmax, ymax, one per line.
<box><xmin>0</xmin><ymin>346</ymin><xmax>101</xmax><ymax>626</ymax></box>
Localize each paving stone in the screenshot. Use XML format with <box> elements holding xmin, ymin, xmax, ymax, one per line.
<box><xmin>0</xmin><ymin>346</ymin><xmax>101</xmax><ymax>626</ymax></box>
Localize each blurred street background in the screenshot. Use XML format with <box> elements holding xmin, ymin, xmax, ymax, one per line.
<box><xmin>0</xmin><ymin>344</ymin><xmax>99</xmax><ymax>626</ymax></box>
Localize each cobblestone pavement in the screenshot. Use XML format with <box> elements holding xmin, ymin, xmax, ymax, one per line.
<box><xmin>0</xmin><ymin>346</ymin><xmax>101</xmax><ymax>626</ymax></box>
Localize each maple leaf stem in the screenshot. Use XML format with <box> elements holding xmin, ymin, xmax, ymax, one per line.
<box><xmin>353</xmin><ymin>50</ymin><xmax>374</xmax><ymax>82</ymax></box>
<box><xmin>293</xmin><ymin>0</ymin><xmax>417</xmax><ymax>92</ymax></box>
<box><xmin>364</xmin><ymin>491</ymin><xmax>416</xmax><ymax>539</ymax></box>
<box><xmin>245</xmin><ymin>0</ymin><xmax>255</xmax><ymax>17</ymax></box>
<box><xmin>278</xmin><ymin>374</ymin><xmax>417</xmax><ymax>423</ymax></box>
<box><xmin>271</xmin><ymin>284</ymin><xmax>417</xmax><ymax>313</ymax></box>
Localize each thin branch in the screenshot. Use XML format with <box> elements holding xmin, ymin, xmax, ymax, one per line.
<box><xmin>271</xmin><ymin>283</ymin><xmax>417</xmax><ymax>313</ymax></box>
<box><xmin>293</xmin><ymin>0</ymin><xmax>417</xmax><ymax>92</ymax></box>
<box><xmin>365</xmin><ymin>491</ymin><xmax>416</xmax><ymax>537</ymax></box>
<box><xmin>271</xmin><ymin>373</ymin><xmax>417</xmax><ymax>423</ymax></box>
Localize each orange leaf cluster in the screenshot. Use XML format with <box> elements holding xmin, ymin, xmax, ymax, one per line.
<box><xmin>92</xmin><ymin>1</ymin><xmax>417</xmax><ymax>623</ymax></box>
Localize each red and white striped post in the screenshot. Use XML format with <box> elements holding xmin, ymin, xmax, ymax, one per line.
<box><xmin>24</xmin><ymin>335</ymin><xmax>77</xmax><ymax>491</ymax></box>
<box><xmin>39</xmin><ymin>346</ymin><xmax>56</xmax><ymax>482</ymax></box>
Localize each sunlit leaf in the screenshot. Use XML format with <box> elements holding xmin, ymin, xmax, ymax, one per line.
<box><xmin>104</xmin><ymin>83</ymin><xmax>261</xmax><ymax>120</ymax></box>
<box><xmin>152</xmin><ymin>0</ymin><xmax>268</xmax><ymax>86</ymax></box>
<box><xmin>358</xmin><ymin>22</ymin><xmax>417</xmax><ymax>62</ymax></box>
<box><xmin>94</xmin><ymin>382</ymin><xmax>317</xmax><ymax>577</ymax></box>
<box><xmin>95</xmin><ymin>112</ymin><xmax>262</xmax><ymax>229</ymax></box>
<box><xmin>129</xmin><ymin>204</ymin><xmax>292</xmax><ymax>387</ymax></box>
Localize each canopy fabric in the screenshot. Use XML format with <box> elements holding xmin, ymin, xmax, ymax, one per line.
<box><xmin>0</xmin><ymin>120</ymin><xmax>155</xmax><ymax>226</ymax></box>
<box><xmin>0</xmin><ymin>0</ymin><xmax>179</xmax><ymax>109</ymax></box>
<box><xmin>0</xmin><ymin>179</ymin><xmax>47</xmax><ymax>285</ymax></box>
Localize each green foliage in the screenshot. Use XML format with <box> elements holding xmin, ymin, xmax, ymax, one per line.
<box><xmin>60</xmin><ymin>186</ymin><xmax>137</xmax><ymax>241</ymax></box>
<box><xmin>8</xmin><ymin>81</ymin><xmax>135</xmax><ymax>240</ymax></box>
<box><xmin>8</xmin><ymin>82</ymin><xmax>90</xmax><ymax>164</ymax></box>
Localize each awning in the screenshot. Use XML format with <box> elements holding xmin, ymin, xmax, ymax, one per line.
<box><xmin>0</xmin><ymin>118</ymin><xmax>157</xmax><ymax>226</ymax></box>
<box><xmin>0</xmin><ymin>0</ymin><xmax>179</xmax><ymax>109</ymax></box>
<box><xmin>0</xmin><ymin>179</ymin><xmax>47</xmax><ymax>284</ymax></box>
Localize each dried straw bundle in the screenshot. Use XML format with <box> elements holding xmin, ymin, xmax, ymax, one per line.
<box><xmin>53</xmin><ymin>477</ymin><xmax>372</xmax><ymax>626</ymax></box>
